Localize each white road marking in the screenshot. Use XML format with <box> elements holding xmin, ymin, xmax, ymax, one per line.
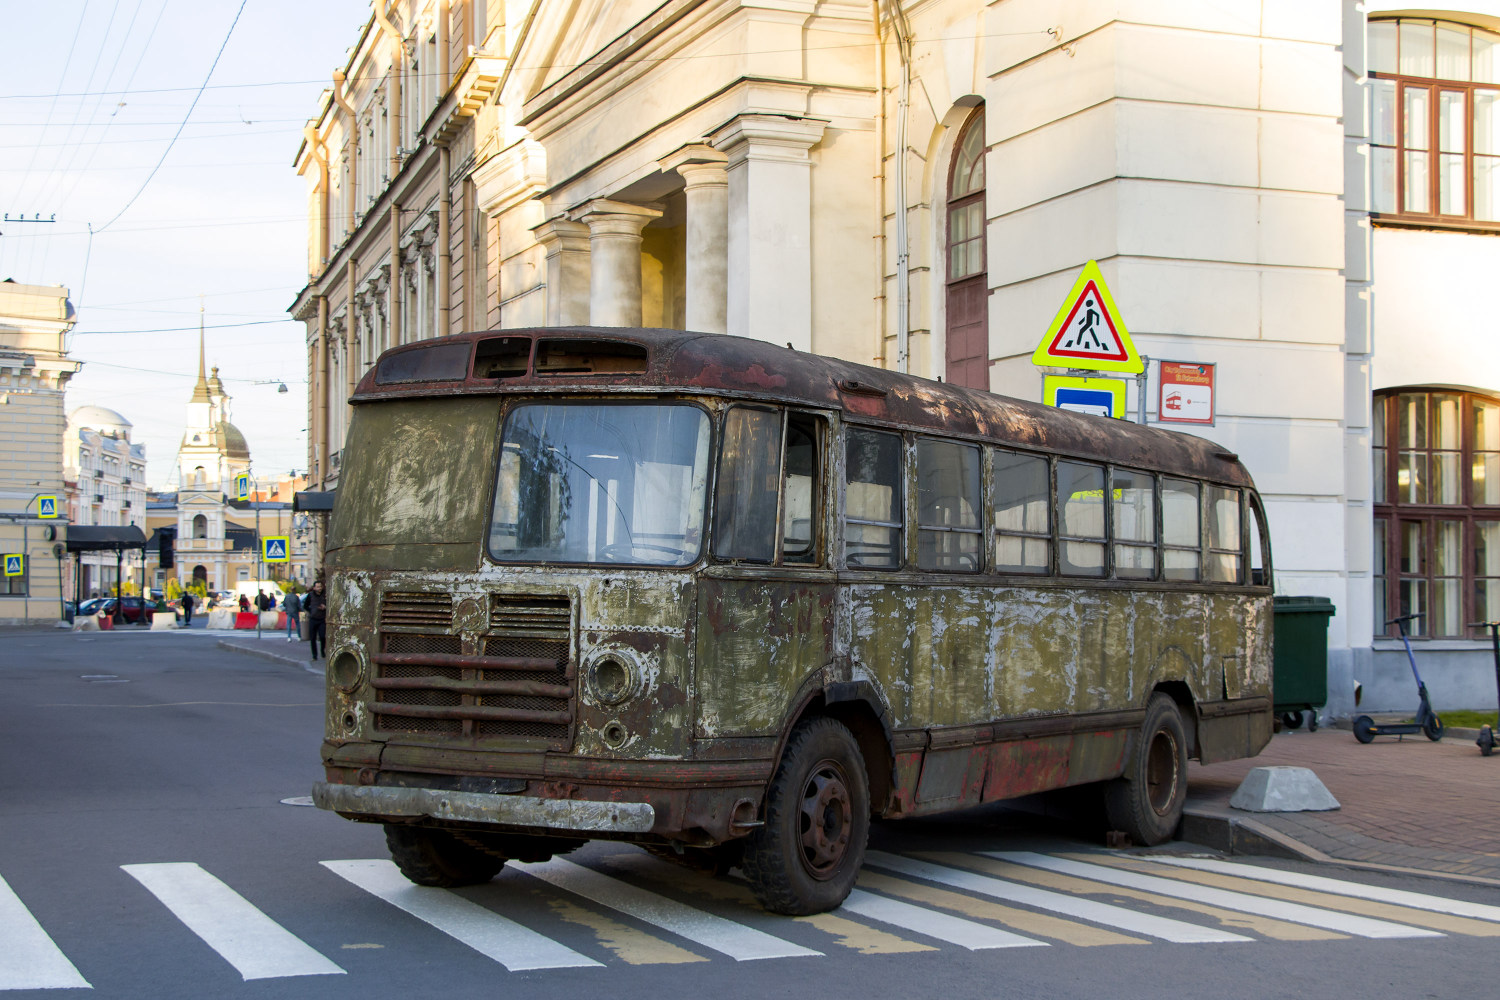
<box><xmin>991</xmin><ymin>853</ymin><xmax>1444</xmax><ymax>940</ymax></box>
<box><xmin>122</xmin><ymin>863</ymin><xmax>344</xmax><ymax>980</ymax></box>
<box><xmin>1154</xmin><ymin>857</ymin><xmax>1500</xmax><ymax>923</ymax></box>
<box><xmin>321</xmin><ymin>860</ymin><xmax>600</xmax><ymax>971</ymax></box>
<box><xmin>0</xmin><ymin>873</ymin><xmax>90</xmax><ymax>990</ymax></box>
<box><xmin>839</xmin><ymin>888</ymin><xmax>1046</xmax><ymax>950</ymax></box>
<box><xmin>512</xmin><ymin>857</ymin><xmax>822</xmax><ymax>961</ymax></box>
<box><xmin>863</xmin><ymin>851</ymin><xmax>1250</xmax><ymax>944</ymax></box>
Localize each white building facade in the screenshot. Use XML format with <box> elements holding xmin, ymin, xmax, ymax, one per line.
<box><xmin>295</xmin><ymin>1</ymin><xmax>1500</xmax><ymax>717</ymax></box>
<box><xmin>64</xmin><ymin>406</ymin><xmax>148</xmax><ymax>597</ymax></box>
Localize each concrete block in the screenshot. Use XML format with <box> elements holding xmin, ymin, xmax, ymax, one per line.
<box><xmin>71</xmin><ymin>616</ymin><xmax>98</xmax><ymax>632</ymax></box>
<box><xmin>1230</xmin><ymin>766</ymin><xmax>1341</xmax><ymax>812</ymax></box>
<box><xmin>208</xmin><ymin>608</ymin><xmax>235</xmax><ymax>630</ymax></box>
<box><xmin>149</xmin><ymin>612</ymin><xmax>175</xmax><ymax>631</ymax></box>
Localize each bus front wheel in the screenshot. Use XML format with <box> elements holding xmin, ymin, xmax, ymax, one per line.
<box><xmin>384</xmin><ymin>825</ymin><xmax>505</xmax><ymax>888</ymax></box>
<box><xmin>742</xmin><ymin>716</ymin><xmax>870</xmax><ymax>916</ymax></box>
<box><xmin>1104</xmin><ymin>694</ymin><xmax>1188</xmax><ymax>846</ymax></box>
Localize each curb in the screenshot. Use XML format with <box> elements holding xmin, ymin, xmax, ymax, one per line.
<box><xmin>1178</xmin><ymin>802</ymin><xmax>1500</xmax><ymax>890</ymax></box>
<box><xmin>217</xmin><ymin>639</ymin><xmax>324</xmax><ymax>676</ymax></box>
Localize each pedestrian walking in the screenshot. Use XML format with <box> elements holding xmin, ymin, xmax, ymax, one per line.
<box><xmin>304</xmin><ymin>580</ymin><xmax>327</xmax><ymax>661</ymax></box>
<box><xmin>256</xmin><ymin>589</ymin><xmax>270</xmax><ymax>613</ymax></box>
<box><xmin>283</xmin><ymin>589</ymin><xmax>302</xmax><ymax>641</ymax></box>
<box><xmin>180</xmin><ymin>591</ymin><xmax>194</xmax><ymax>626</ymax></box>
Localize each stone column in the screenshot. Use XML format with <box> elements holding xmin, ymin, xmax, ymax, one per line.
<box><xmin>532</xmin><ymin>219</ymin><xmax>592</xmax><ymax>327</ymax></box>
<box><xmin>659</xmin><ymin>143</ymin><xmax>729</xmax><ymax>334</ymax></box>
<box><xmin>709</xmin><ymin>115</ymin><xmax>827</xmax><ymax>350</ymax></box>
<box><xmin>578</xmin><ymin>200</ymin><xmax>662</xmax><ymax>328</ymax></box>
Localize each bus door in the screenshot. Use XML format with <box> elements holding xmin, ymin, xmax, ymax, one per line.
<box><xmin>695</xmin><ymin>408</ymin><xmax>834</xmax><ymax>739</ymax></box>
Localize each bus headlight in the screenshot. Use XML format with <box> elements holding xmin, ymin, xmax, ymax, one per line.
<box><xmin>328</xmin><ymin>648</ymin><xmax>364</xmax><ymax>692</ymax></box>
<box><xmin>585</xmin><ymin>648</ymin><xmax>640</xmax><ymax>707</ymax></box>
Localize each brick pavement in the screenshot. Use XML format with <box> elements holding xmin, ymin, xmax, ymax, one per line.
<box><xmin>1188</xmin><ymin>727</ymin><xmax>1500</xmax><ymax>882</ymax></box>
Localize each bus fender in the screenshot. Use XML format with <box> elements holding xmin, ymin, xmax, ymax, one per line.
<box><xmin>768</xmin><ymin>676</ymin><xmax>896</xmax><ymax>815</ymax></box>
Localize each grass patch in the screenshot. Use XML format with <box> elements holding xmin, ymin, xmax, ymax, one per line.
<box><xmin>1432</xmin><ymin>709</ymin><xmax>1500</xmax><ymax>729</ymax></box>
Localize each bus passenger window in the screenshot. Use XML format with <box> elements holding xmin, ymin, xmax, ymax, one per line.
<box><xmin>845</xmin><ymin>428</ymin><xmax>903</xmax><ymax>568</ymax></box>
<box><xmin>1250</xmin><ymin>495</ymin><xmax>1272</xmax><ymax>588</ymax></box>
<box><xmin>783</xmin><ymin>419</ymin><xmax>819</xmax><ymax>563</ymax></box>
<box><xmin>714</xmin><ymin>408</ymin><xmax>782</xmax><ymax>563</ymax></box>
<box><xmin>993</xmin><ymin>450</ymin><xmax>1050</xmax><ymax>573</ymax></box>
<box><xmin>916</xmin><ymin>439</ymin><xmax>981</xmax><ymax>571</ymax></box>
<box><xmin>1057</xmin><ymin>461</ymin><xmax>1106</xmax><ymax>576</ymax></box>
<box><xmin>1112</xmin><ymin>469</ymin><xmax>1156</xmax><ymax>579</ymax></box>
<box><xmin>1207</xmin><ymin>487</ymin><xmax>1242</xmax><ymax>583</ymax></box>
<box><xmin>1162</xmin><ymin>478</ymin><xmax>1201</xmax><ymax>581</ymax></box>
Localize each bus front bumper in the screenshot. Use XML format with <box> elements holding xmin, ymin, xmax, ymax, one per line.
<box><xmin>311</xmin><ymin>781</ymin><xmax>657</xmax><ymax>834</ymax></box>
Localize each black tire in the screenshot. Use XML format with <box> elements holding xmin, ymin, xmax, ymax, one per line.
<box><xmin>1353</xmin><ymin>715</ymin><xmax>1377</xmax><ymax>743</ymax></box>
<box><xmin>1423</xmin><ymin>713</ymin><xmax>1444</xmax><ymax>742</ymax></box>
<box><xmin>741</xmin><ymin>717</ymin><xmax>870</xmax><ymax>915</ymax></box>
<box><xmin>384</xmin><ymin>825</ymin><xmax>506</xmax><ymax>888</ymax></box>
<box><xmin>1103</xmin><ymin>694</ymin><xmax>1188</xmax><ymax>846</ymax></box>
<box><xmin>1307</xmin><ymin>711</ymin><xmax>1319</xmax><ymax>732</ymax></box>
<box><xmin>1479</xmin><ymin>726</ymin><xmax>1495</xmax><ymax>757</ymax></box>
<box><xmin>1282</xmin><ymin>711</ymin><xmax>1304</xmax><ymax>730</ymax></box>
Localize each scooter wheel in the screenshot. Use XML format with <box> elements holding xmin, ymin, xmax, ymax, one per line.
<box><xmin>1479</xmin><ymin>725</ymin><xmax>1495</xmax><ymax>757</ymax></box>
<box><xmin>1282</xmin><ymin>711</ymin><xmax>1304</xmax><ymax>730</ymax></box>
<box><xmin>1423</xmin><ymin>714</ymin><xmax>1444</xmax><ymax>742</ymax></box>
<box><xmin>1353</xmin><ymin>715</ymin><xmax>1377</xmax><ymax>744</ymax></box>
<box><xmin>1307</xmin><ymin>712</ymin><xmax>1319</xmax><ymax>733</ymax></box>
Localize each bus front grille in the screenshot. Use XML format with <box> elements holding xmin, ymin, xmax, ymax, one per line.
<box><xmin>370</xmin><ymin>595</ymin><xmax>574</xmax><ymax>747</ymax></box>
<box><xmin>379</xmin><ymin>592</ymin><xmax>454</xmax><ymax>630</ymax></box>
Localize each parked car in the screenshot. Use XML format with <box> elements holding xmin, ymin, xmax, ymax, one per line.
<box><xmin>94</xmin><ymin>597</ymin><xmax>147</xmax><ymax>624</ymax></box>
<box><xmin>77</xmin><ymin>598</ymin><xmax>107</xmax><ymax>617</ymax></box>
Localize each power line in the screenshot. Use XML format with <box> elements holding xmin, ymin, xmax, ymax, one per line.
<box><xmin>73</xmin><ymin>318</ymin><xmax>292</xmax><ymax>336</ymax></box>
<box><xmin>95</xmin><ymin>0</ymin><xmax>249</xmax><ymax>235</ymax></box>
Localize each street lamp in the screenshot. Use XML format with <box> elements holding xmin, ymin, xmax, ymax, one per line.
<box><xmin>253</xmin><ymin>380</ymin><xmax>289</xmax><ymax>394</ymax></box>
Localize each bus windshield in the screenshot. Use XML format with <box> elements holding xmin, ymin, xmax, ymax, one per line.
<box><xmin>488</xmin><ymin>402</ymin><xmax>711</xmax><ymax>566</ymax></box>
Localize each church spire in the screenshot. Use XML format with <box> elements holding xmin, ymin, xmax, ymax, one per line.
<box><xmin>190</xmin><ymin>303</ymin><xmax>211</xmax><ymax>403</ymax></box>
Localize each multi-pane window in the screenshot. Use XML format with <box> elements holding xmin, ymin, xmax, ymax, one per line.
<box><xmin>1056</xmin><ymin>461</ymin><xmax>1106</xmax><ymax>577</ymax></box>
<box><xmin>947</xmin><ymin>120</ymin><xmax>985</xmax><ymax>280</ymax></box>
<box><xmin>1112</xmin><ymin>469</ymin><xmax>1156</xmax><ymax>579</ymax></box>
<box><xmin>916</xmin><ymin>439</ymin><xmax>982</xmax><ymax>572</ymax></box>
<box><xmin>1373</xmin><ymin>389</ymin><xmax>1500</xmax><ymax>635</ymax></box>
<box><xmin>993</xmin><ymin>450</ymin><xmax>1051</xmax><ymax>573</ymax></box>
<box><xmin>1369</xmin><ymin>18</ymin><xmax>1500</xmax><ymax>226</ymax></box>
<box><xmin>714</xmin><ymin>408</ymin><xmax>821</xmax><ymax>565</ymax></box>
<box><xmin>845</xmin><ymin>429</ymin><xmax>904</xmax><ymax>569</ymax></box>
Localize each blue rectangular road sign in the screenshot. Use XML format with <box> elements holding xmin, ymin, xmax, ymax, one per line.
<box><xmin>3</xmin><ymin>554</ymin><xmax>23</xmax><ymax>577</ymax></box>
<box><xmin>262</xmin><ymin>536</ymin><xmax>290</xmax><ymax>563</ymax></box>
<box><xmin>37</xmin><ymin>496</ymin><xmax>59</xmax><ymax>519</ymax></box>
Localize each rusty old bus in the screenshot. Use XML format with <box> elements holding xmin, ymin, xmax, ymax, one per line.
<box><xmin>311</xmin><ymin>327</ymin><xmax>1273</xmax><ymax>915</ymax></box>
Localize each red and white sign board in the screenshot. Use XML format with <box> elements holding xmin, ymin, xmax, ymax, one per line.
<box><xmin>1031</xmin><ymin>260</ymin><xmax>1143</xmax><ymax>374</ymax></box>
<box><xmin>1158</xmin><ymin>361</ymin><xmax>1216</xmax><ymax>425</ymax></box>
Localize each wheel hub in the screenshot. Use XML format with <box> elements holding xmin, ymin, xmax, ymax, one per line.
<box><xmin>798</xmin><ymin>761</ymin><xmax>852</xmax><ymax>879</ymax></box>
<box><xmin>1144</xmin><ymin>729</ymin><xmax>1180</xmax><ymax>816</ymax></box>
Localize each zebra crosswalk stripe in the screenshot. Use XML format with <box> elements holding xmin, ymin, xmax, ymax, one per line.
<box><xmin>1152</xmin><ymin>857</ymin><xmax>1500</xmax><ymax>923</ymax></box>
<box><xmin>989</xmin><ymin>853</ymin><xmax>1443</xmax><ymax>940</ymax></box>
<box><xmin>122</xmin><ymin>863</ymin><xmax>345</xmax><ymax>980</ymax></box>
<box><xmin>0</xmin><ymin>872</ymin><xmax>90</xmax><ymax>991</ymax></box>
<box><xmin>321</xmin><ymin>860</ymin><xmax>602</xmax><ymax>971</ymax></box>
<box><xmin>511</xmin><ymin>857</ymin><xmax>822</xmax><ymax>961</ymax></box>
<box><xmin>863</xmin><ymin>851</ymin><xmax>1251</xmax><ymax>944</ymax></box>
<box><xmin>839</xmin><ymin>888</ymin><xmax>1046</xmax><ymax>950</ymax></box>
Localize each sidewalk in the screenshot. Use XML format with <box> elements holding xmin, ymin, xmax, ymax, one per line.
<box><xmin>217</xmin><ymin>631</ymin><xmax>323</xmax><ymax>675</ymax></box>
<box><xmin>1185</xmin><ymin>726</ymin><xmax>1500</xmax><ymax>885</ymax></box>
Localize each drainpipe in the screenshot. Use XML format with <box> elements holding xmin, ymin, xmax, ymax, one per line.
<box><xmin>871</xmin><ymin>1</ymin><xmax>888</xmax><ymax>367</ymax></box>
<box><xmin>889</xmin><ymin>2</ymin><xmax>913</xmax><ymax>374</ymax></box>
<box><xmin>437</xmin><ymin>0</ymin><xmax>450</xmax><ymax>91</ymax></box>
<box><xmin>371</xmin><ymin>0</ymin><xmax>403</xmax><ymax>180</ymax></box>
<box><xmin>332</xmin><ymin>70</ymin><xmax>358</xmax><ymax>234</ymax></box>
<box><xmin>439</xmin><ymin>144</ymin><xmax>452</xmax><ymax>336</ymax></box>
<box><xmin>316</xmin><ymin>295</ymin><xmax>328</xmax><ymax>487</ymax></box>
<box><xmin>390</xmin><ymin>204</ymin><xmax>403</xmax><ymax>348</ymax></box>
<box><xmin>346</xmin><ymin>258</ymin><xmax>358</xmax><ymax>400</ymax></box>
<box><xmin>303</xmin><ymin>125</ymin><xmax>330</xmax><ymax>273</ymax></box>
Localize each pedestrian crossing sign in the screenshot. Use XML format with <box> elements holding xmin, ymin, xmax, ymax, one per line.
<box><xmin>1032</xmin><ymin>260</ymin><xmax>1143</xmax><ymax>374</ymax></box>
<box><xmin>3</xmin><ymin>554</ymin><xmax>22</xmax><ymax>577</ymax></box>
<box><xmin>263</xmin><ymin>536</ymin><xmax>290</xmax><ymax>563</ymax></box>
<box><xmin>37</xmin><ymin>495</ymin><xmax>59</xmax><ymax>519</ymax></box>
<box><xmin>235</xmin><ymin>474</ymin><xmax>251</xmax><ymax>501</ymax></box>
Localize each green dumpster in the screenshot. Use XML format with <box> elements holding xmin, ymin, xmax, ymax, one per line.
<box><xmin>1272</xmin><ymin>595</ymin><xmax>1335</xmax><ymax>730</ymax></box>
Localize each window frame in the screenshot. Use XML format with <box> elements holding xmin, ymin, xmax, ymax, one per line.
<box><xmin>1369</xmin><ymin>17</ymin><xmax>1500</xmax><ymax>231</ymax></box>
<box><xmin>914</xmin><ymin>435</ymin><xmax>984</xmax><ymax>574</ymax></box>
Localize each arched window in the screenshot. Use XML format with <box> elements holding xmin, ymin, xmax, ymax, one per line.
<box><xmin>1373</xmin><ymin>388</ymin><xmax>1500</xmax><ymax>636</ymax></box>
<box><xmin>193</xmin><ymin>466</ymin><xmax>206</xmax><ymax>487</ymax></box>
<box><xmin>1368</xmin><ymin>18</ymin><xmax>1500</xmax><ymax>227</ymax></box>
<box><xmin>945</xmin><ymin>110</ymin><xmax>988</xmax><ymax>390</ymax></box>
<box><xmin>193</xmin><ymin>514</ymin><xmax>208</xmax><ymax>539</ymax></box>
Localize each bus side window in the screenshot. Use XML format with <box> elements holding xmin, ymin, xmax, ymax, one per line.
<box><xmin>916</xmin><ymin>438</ymin><xmax>982</xmax><ymax>572</ymax></box>
<box><xmin>1207</xmin><ymin>486</ymin><xmax>1242</xmax><ymax>583</ymax></box>
<box><xmin>1249</xmin><ymin>493</ymin><xmax>1272</xmax><ymax>588</ymax></box>
<box><xmin>714</xmin><ymin>407</ymin><xmax>782</xmax><ymax>563</ymax></box>
<box><xmin>1057</xmin><ymin>460</ymin><xmax>1106</xmax><ymax>576</ymax></box>
<box><xmin>993</xmin><ymin>450</ymin><xmax>1050</xmax><ymax>573</ymax></box>
<box><xmin>783</xmin><ymin>417</ymin><xmax>819</xmax><ymax>563</ymax></box>
<box><xmin>1162</xmin><ymin>477</ymin><xmax>1201</xmax><ymax>581</ymax></box>
<box><xmin>845</xmin><ymin>428</ymin><xmax>904</xmax><ymax>568</ymax></box>
<box><xmin>1112</xmin><ymin>468</ymin><xmax>1156</xmax><ymax>579</ymax></box>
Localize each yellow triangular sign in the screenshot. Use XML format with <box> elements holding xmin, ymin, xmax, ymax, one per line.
<box><xmin>1031</xmin><ymin>261</ymin><xmax>1143</xmax><ymax>374</ymax></box>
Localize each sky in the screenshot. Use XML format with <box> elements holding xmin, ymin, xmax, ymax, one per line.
<box><xmin>1</xmin><ymin>0</ymin><xmax>373</xmax><ymax>488</ymax></box>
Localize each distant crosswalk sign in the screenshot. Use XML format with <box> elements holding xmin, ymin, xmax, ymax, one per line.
<box><xmin>263</xmin><ymin>537</ymin><xmax>290</xmax><ymax>563</ymax></box>
<box><xmin>37</xmin><ymin>495</ymin><xmax>59</xmax><ymax>519</ymax></box>
<box><xmin>3</xmin><ymin>554</ymin><xmax>22</xmax><ymax>577</ymax></box>
<box><xmin>236</xmin><ymin>474</ymin><xmax>251</xmax><ymax>500</ymax></box>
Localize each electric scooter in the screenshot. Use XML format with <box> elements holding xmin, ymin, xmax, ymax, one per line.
<box><xmin>1470</xmin><ymin>620</ymin><xmax>1500</xmax><ymax>757</ymax></box>
<box><xmin>1352</xmin><ymin>613</ymin><xmax>1445</xmax><ymax>743</ymax></box>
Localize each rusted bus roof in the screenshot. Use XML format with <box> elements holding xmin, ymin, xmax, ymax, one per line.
<box><xmin>350</xmin><ymin>327</ymin><xmax>1255</xmax><ymax>487</ymax></box>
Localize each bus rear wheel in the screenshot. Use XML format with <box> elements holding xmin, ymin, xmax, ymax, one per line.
<box><xmin>742</xmin><ymin>717</ymin><xmax>870</xmax><ymax>916</ymax></box>
<box><xmin>1104</xmin><ymin>694</ymin><xmax>1188</xmax><ymax>846</ymax></box>
<box><xmin>384</xmin><ymin>825</ymin><xmax>506</xmax><ymax>888</ymax></box>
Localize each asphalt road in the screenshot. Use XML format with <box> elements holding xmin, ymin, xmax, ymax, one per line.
<box><xmin>3</xmin><ymin>629</ymin><xmax>1499</xmax><ymax>999</ymax></box>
